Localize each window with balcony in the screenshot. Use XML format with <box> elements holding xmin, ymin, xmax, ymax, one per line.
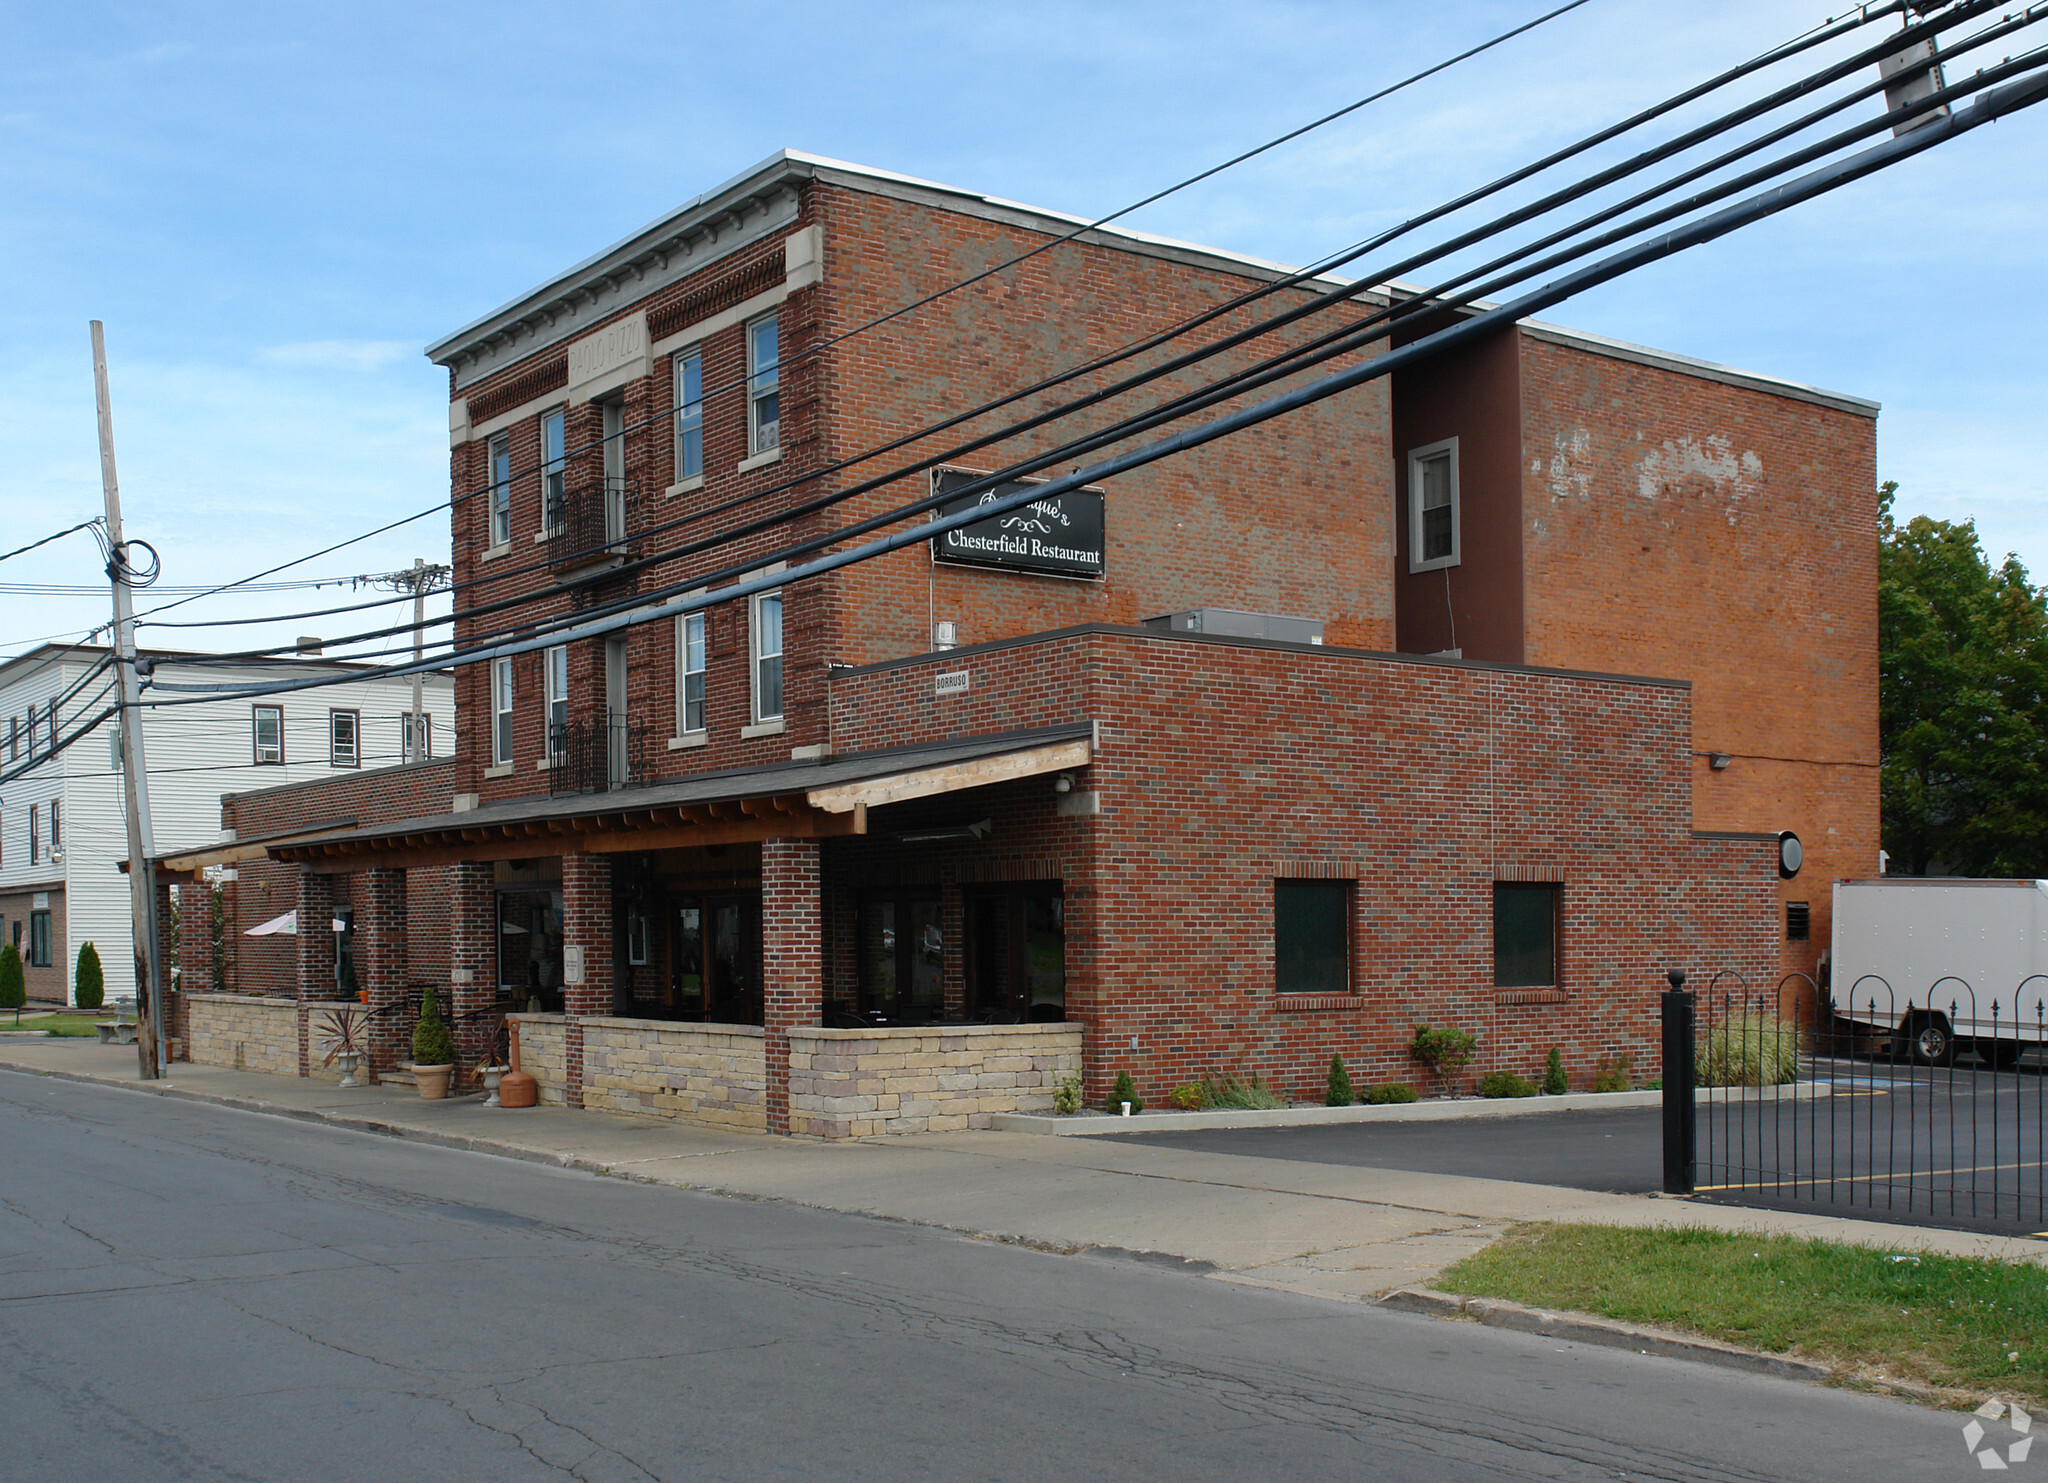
<box><xmin>253</xmin><ymin>705</ymin><xmax>283</xmax><ymax>764</ymax></box>
<box><xmin>673</xmin><ymin>349</ymin><xmax>703</xmax><ymax>482</ymax></box>
<box><xmin>488</xmin><ymin>432</ymin><xmax>512</xmax><ymax>548</ymax></box>
<box><xmin>540</xmin><ymin>407</ymin><xmax>567</xmax><ymax>535</ymax></box>
<box><xmin>747</xmin><ymin>314</ymin><xmax>780</xmax><ymax>456</ymax></box>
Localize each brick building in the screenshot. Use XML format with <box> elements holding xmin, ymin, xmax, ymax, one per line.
<box><xmin>174</xmin><ymin>151</ymin><xmax>1876</xmax><ymax>1130</ymax></box>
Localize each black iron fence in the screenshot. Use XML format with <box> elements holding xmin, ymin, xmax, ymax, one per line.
<box><xmin>548</xmin><ymin>709</ymin><xmax>652</xmax><ymax>795</ymax></box>
<box><xmin>543</xmin><ymin>477</ymin><xmax>638</xmax><ymax>571</ymax></box>
<box><xmin>1663</xmin><ymin>970</ymin><xmax>2047</xmax><ymax>1235</ymax></box>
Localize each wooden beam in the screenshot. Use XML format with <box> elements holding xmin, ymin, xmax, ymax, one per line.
<box><xmin>284</xmin><ymin>808</ymin><xmax>860</xmax><ymax>872</ymax></box>
<box><xmin>807</xmin><ymin>738</ymin><xmax>1091</xmax><ymax>814</ymax></box>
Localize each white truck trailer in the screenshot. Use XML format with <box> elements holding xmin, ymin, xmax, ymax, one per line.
<box><xmin>1831</xmin><ymin>878</ymin><xmax>2048</xmax><ymax>1066</ymax></box>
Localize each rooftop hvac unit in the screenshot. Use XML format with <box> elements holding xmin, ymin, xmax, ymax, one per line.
<box><xmin>1141</xmin><ymin>607</ymin><xmax>1324</xmax><ymax>645</ymax></box>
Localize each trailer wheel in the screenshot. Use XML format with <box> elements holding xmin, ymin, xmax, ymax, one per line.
<box><xmin>1905</xmin><ymin>1014</ymin><xmax>1954</xmax><ymax>1067</ymax></box>
<box><xmin>1979</xmin><ymin>1040</ymin><xmax>2022</xmax><ymax>1072</ymax></box>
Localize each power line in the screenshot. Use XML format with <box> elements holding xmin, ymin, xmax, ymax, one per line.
<box><xmin>0</xmin><ymin>519</ymin><xmax>102</xmax><ymax>568</ymax></box>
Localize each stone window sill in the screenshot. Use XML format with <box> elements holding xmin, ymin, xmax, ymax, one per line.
<box><xmin>664</xmin><ymin>474</ymin><xmax>705</xmax><ymax>498</ymax></box>
<box><xmin>739</xmin><ymin>718</ymin><xmax>785</xmax><ymax>739</ymax></box>
<box><xmin>480</xmin><ymin>543</ymin><xmax>511</xmax><ymax>563</ymax></box>
<box><xmin>667</xmin><ymin>732</ymin><xmax>709</xmax><ymax>751</ymax></box>
<box><xmin>483</xmin><ymin>762</ymin><xmax>514</xmax><ymax>779</ymax></box>
<box><xmin>736</xmin><ymin>446</ymin><xmax>783</xmax><ymax>474</ymax></box>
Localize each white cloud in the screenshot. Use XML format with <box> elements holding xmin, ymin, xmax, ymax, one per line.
<box><xmin>257</xmin><ymin>340</ymin><xmax>416</xmax><ymax>371</ymax></box>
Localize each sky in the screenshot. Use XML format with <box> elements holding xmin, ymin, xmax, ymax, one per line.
<box><xmin>2</xmin><ymin>0</ymin><xmax>2043</xmax><ymax>664</ymax></box>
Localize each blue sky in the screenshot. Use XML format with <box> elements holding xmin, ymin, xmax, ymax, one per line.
<box><xmin>2</xmin><ymin>0</ymin><xmax>2043</xmax><ymax>660</ymax></box>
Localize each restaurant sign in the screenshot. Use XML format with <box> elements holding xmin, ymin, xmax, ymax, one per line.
<box><xmin>931</xmin><ymin>468</ymin><xmax>1105</xmax><ymax>579</ymax></box>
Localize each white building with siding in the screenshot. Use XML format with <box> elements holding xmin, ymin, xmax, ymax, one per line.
<box><xmin>0</xmin><ymin>643</ymin><xmax>452</xmax><ymax>1004</ymax></box>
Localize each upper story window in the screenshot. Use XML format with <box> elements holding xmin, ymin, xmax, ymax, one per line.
<box><xmin>677</xmin><ymin>612</ymin><xmax>707</xmax><ymax>735</ymax></box>
<box><xmin>50</xmin><ymin>800</ymin><xmax>60</xmax><ymax>853</ymax></box>
<box><xmin>545</xmin><ymin>645</ymin><xmax>569</xmax><ymax>759</ymax></box>
<box><xmin>674</xmin><ymin>349</ymin><xmax>704</xmax><ymax>481</ymax></box>
<box><xmin>28</xmin><ymin>803</ymin><xmax>40</xmax><ymax>865</ymax></box>
<box><xmin>25</xmin><ymin>704</ymin><xmax>37</xmax><ymax>760</ymax></box>
<box><xmin>253</xmin><ymin>705</ymin><xmax>284</xmax><ymax>765</ymax></box>
<box><xmin>747</xmin><ymin>314</ymin><xmax>780</xmax><ymax>455</ymax></box>
<box><xmin>329</xmin><ymin>709</ymin><xmax>360</xmax><ymax>767</ymax></box>
<box><xmin>492</xmin><ymin>657</ymin><xmax>516</xmax><ymax>766</ymax></box>
<box><xmin>45</xmin><ymin>703</ymin><xmax>57</xmax><ymax>752</ymax></box>
<box><xmin>1407</xmin><ymin>437</ymin><xmax>1460</xmax><ymax>573</ymax></box>
<box><xmin>540</xmin><ymin>407</ymin><xmax>567</xmax><ymax>534</ymax></box>
<box><xmin>401</xmin><ymin>713</ymin><xmax>432</xmax><ymax>762</ymax></box>
<box><xmin>488</xmin><ymin>433</ymin><xmax>512</xmax><ymax>548</ymax></box>
<box><xmin>751</xmin><ymin>591</ymin><xmax>784</xmax><ymax>723</ymax></box>
<box><xmin>8</xmin><ymin>714</ymin><xmax>18</xmax><ymax>761</ymax></box>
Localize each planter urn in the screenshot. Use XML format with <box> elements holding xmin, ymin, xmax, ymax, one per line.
<box><xmin>479</xmin><ymin>1065</ymin><xmax>507</xmax><ymax>1107</ymax></box>
<box><xmin>334</xmin><ymin>1050</ymin><xmax>361</xmax><ymax>1088</ymax></box>
<box><xmin>413</xmin><ymin>1063</ymin><xmax>455</xmax><ymax>1099</ymax></box>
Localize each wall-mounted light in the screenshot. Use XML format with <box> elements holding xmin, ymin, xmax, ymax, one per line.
<box><xmin>1708</xmin><ymin>752</ymin><xmax>1732</xmax><ymax>771</ymax></box>
<box><xmin>1054</xmin><ymin>772</ymin><xmax>1075</xmax><ymax>793</ymax></box>
<box><xmin>933</xmin><ymin>620</ymin><xmax>958</xmax><ymax>651</ymax></box>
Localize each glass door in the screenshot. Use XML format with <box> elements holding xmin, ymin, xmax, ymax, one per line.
<box><xmin>857</xmin><ymin>891</ymin><xmax>945</xmax><ymax>1022</ymax></box>
<box><xmin>670</xmin><ymin>893</ymin><xmax>762</xmax><ymax>1025</ymax></box>
<box><xmin>966</xmin><ymin>885</ymin><xmax>1064</xmax><ymax>1021</ymax></box>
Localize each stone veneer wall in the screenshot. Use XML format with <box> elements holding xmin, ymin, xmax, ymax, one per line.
<box><xmin>509</xmin><ymin>1014</ymin><xmax>569</xmax><ymax>1105</ymax></box>
<box><xmin>788</xmin><ymin>1022</ymin><xmax>1084</xmax><ymax>1139</ymax></box>
<box><xmin>579</xmin><ymin>1017</ymin><xmax>767</xmax><ymax>1131</ymax></box>
<box><xmin>185</xmin><ymin>994</ymin><xmax>298</xmax><ymax>1076</ymax></box>
<box><xmin>300</xmin><ymin>999</ymin><xmax>366</xmax><ymax>1083</ymax></box>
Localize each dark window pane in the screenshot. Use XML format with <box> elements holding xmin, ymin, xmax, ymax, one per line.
<box><xmin>1276</xmin><ymin>881</ymin><xmax>1348</xmax><ymax>994</ymax></box>
<box><xmin>1493</xmin><ymin>884</ymin><xmax>1557</xmax><ymax>987</ymax></box>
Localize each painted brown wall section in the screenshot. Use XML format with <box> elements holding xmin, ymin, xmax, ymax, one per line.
<box><xmin>1391</xmin><ymin>327</ymin><xmax>1526</xmax><ymax>664</ymax></box>
<box><xmin>1516</xmin><ymin>332</ymin><xmax>1880</xmax><ymax>989</ymax></box>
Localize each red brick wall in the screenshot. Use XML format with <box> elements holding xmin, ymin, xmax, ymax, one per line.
<box><xmin>829</xmin><ymin>627</ymin><xmax>1777</xmax><ymax>1104</ymax></box>
<box><xmin>1516</xmin><ymin>334</ymin><xmax>1879</xmax><ymax>988</ymax></box>
<box><xmin>761</xmin><ymin>837</ymin><xmax>821</xmax><ymax>1134</ymax></box>
<box><xmin>560</xmin><ymin>850</ymin><xmax>611</xmax><ymax>1106</ymax></box>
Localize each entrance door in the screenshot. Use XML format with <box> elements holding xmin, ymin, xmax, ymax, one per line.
<box><xmin>857</xmin><ymin>891</ymin><xmax>944</xmax><ymax>1022</ymax></box>
<box><xmin>670</xmin><ymin>894</ymin><xmax>762</xmax><ymax>1024</ymax></box>
<box><xmin>966</xmin><ymin>884</ymin><xmax>1065</xmax><ymax>1021</ymax></box>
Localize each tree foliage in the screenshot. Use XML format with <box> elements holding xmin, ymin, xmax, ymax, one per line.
<box><xmin>1880</xmin><ymin>482</ymin><xmax>2048</xmax><ymax>876</ymax></box>
<box><xmin>411</xmin><ymin>986</ymin><xmax>454</xmax><ymax>1068</ymax></box>
<box><xmin>74</xmin><ymin>942</ymin><xmax>104</xmax><ymax>1011</ymax></box>
<box><xmin>0</xmin><ymin>943</ymin><xmax>23</xmax><ymax>1017</ymax></box>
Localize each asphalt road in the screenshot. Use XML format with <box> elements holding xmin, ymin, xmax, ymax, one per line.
<box><xmin>0</xmin><ymin>1070</ymin><xmax>1976</xmax><ymax>1482</ymax></box>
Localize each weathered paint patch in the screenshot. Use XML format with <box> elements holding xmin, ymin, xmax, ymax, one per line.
<box><xmin>1637</xmin><ymin>434</ymin><xmax>1763</xmax><ymax>524</ymax></box>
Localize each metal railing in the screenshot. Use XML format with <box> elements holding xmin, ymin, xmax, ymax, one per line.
<box><xmin>543</xmin><ymin>476</ymin><xmax>638</xmax><ymax>571</ymax></box>
<box><xmin>547</xmin><ymin>709</ymin><xmax>651</xmax><ymax>795</ymax></box>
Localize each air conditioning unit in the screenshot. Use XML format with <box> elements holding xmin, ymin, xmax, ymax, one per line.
<box><xmin>1141</xmin><ymin>607</ymin><xmax>1325</xmax><ymax>646</ymax></box>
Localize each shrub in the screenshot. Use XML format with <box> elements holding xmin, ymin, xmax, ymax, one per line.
<box><xmin>411</xmin><ymin>987</ymin><xmax>455</xmax><ymax>1068</ymax></box>
<box><xmin>1169</xmin><ymin>1082</ymin><xmax>1206</xmax><ymax>1111</ymax></box>
<box><xmin>1643</xmin><ymin>1076</ymin><xmax>1663</xmax><ymax>1091</ymax></box>
<box><xmin>1106</xmin><ymin>1069</ymin><xmax>1144</xmax><ymax>1115</ymax></box>
<box><xmin>1052</xmin><ymin>1071</ymin><xmax>1082</xmax><ymax>1115</ymax></box>
<box><xmin>1198</xmin><ymin>1070</ymin><xmax>1286</xmax><ymax>1110</ymax></box>
<box><xmin>1590</xmin><ymin>1054</ymin><xmax>1633</xmax><ymax>1093</ymax></box>
<box><xmin>1325</xmin><ymin>1053</ymin><xmax>1354</xmax><ymax>1107</ymax></box>
<box><xmin>74</xmin><ymin>942</ymin><xmax>104</xmax><ymax>1011</ymax></box>
<box><xmin>1479</xmin><ymin>1071</ymin><xmax>1540</xmax><ymax>1098</ymax></box>
<box><xmin>1697</xmin><ymin>1013</ymin><xmax>1800</xmax><ymax>1087</ymax></box>
<box><xmin>1542</xmin><ymin>1046</ymin><xmax>1567</xmax><ymax>1096</ymax></box>
<box><xmin>1409</xmin><ymin>1024</ymin><xmax>1479</xmax><ymax>1093</ymax></box>
<box><xmin>0</xmin><ymin>943</ymin><xmax>22</xmax><ymax>1020</ymax></box>
<box><xmin>1367</xmin><ymin>1082</ymin><xmax>1419</xmax><ymax>1104</ymax></box>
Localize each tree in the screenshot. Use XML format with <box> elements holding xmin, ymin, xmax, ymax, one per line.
<box><xmin>0</xmin><ymin>943</ymin><xmax>23</xmax><ymax>1024</ymax></box>
<box><xmin>1325</xmin><ymin>1052</ymin><xmax>1354</xmax><ymax>1106</ymax></box>
<box><xmin>1880</xmin><ymin>482</ymin><xmax>2048</xmax><ymax>875</ymax></box>
<box><xmin>412</xmin><ymin>986</ymin><xmax>454</xmax><ymax>1068</ymax></box>
<box><xmin>75</xmin><ymin>942</ymin><xmax>104</xmax><ymax>1011</ymax></box>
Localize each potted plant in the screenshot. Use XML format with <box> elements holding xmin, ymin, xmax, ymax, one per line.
<box><xmin>411</xmin><ymin>987</ymin><xmax>456</xmax><ymax>1099</ymax></box>
<box><xmin>315</xmin><ymin>1006</ymin><xmax>365</xmax><ymax>1087</ymax></box>
<box><xmin>473</xmin><ymin>1020</ymin><xmax>510</xmax><ymax>1106</ymax></box>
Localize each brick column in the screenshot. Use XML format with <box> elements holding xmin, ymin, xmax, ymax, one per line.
<box><xmin>155</xmin><ymin>878</ymin><xmax>184</xmax><ymax>1060</ymax></box>
<box><xmin>178</xmin><ymin>880</ymin><xmax>214</xmax><ymax>995</ymax></box>
<box><xmin>763</xmin><ymin>838</ymin><xmax>822</xmax><ymax>1135</ymax></box>
<box><xmin>448</xmin><ymin>861</ymin><xmax>496</xmax><ymax>1071</ymax></box>
<box><xmin>358</xmin><ymin>868</ymin><xmax>408</xmax><ymax>1077</ymax></box>
<box><xmin>561</xmin><ymin>852</ymin><xmax>612</xmax><ymax>1108</ymax></box>
<box><xmin>294</xmin><ymin>872</ymin><xmax>335</xmax><ymax>1000</ymax></box>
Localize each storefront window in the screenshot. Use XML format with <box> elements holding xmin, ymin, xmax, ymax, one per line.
<box><xmin>857</xmin><ymin>892</ymin><xmax>944</xmax><ymax>1021</ymax></box>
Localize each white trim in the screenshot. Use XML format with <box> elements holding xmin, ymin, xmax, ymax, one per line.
<box><xmin>736</xmin><ymin>447</ymin><xmax>783</xmax><ymax>474</ymax></box>
<box><xmin>1406</xmin><ymin>436</ymin><xmax>1460</xmax><ymax>574</ymax></box>
<box><xmin>749</xmin><ymin>584</ymin><xmax>785</xmax><ymax>725</ymax></box>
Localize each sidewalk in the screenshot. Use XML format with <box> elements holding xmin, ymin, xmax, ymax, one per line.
<box><xmin>4</xmin><ymin>1038</ymin><xmax>2042</xmax><ymax>1307</ymax></box>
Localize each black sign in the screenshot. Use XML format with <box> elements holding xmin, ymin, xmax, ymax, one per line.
<box><xmin>931</xmin><ymin>468</ymin><xmax>1105</xmax><ymax>579</ymax></box>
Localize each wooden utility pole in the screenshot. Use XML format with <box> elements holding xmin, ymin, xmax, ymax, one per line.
<box><xmin>91</xmin><ymin>320</ymin><xmax>165</xmax><ymax>1078</ymax></box>
<box><xmin>410</xmin><ymin>558</ymin><xmax>427</xmax><ymax>762</ymax></box>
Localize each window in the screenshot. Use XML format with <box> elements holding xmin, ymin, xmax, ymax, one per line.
<box><xmin>29</xmin><ymin>910</ymin><xmax>50</xmax><ymax>968</ymax></box>
<box><xmin>108</xmin><ymin>723</ymin><xmax>121</xmax><ymax>771</ymax></box>
<box><xmin>329</xmin><ymin>709</ymin><xmax>360</xmax><ymax>767</ymax></box>
<box><xmin>28</xmin><ymin>803</ymin><xmax>39</xmax><ymax>866</ymax></box>
<box><xmin>747</xmin><ymin>314</ymin><xmax>780</xmax><ymax>454</ymax></box>
<box><xmin>45</xmin><ymin>704</ymin><xmax>57</xmax><ymax>752</ymax></box>
<box><xmin>625</xmin><ymin>902</ymin><xmax>650</xmax><ymax>967</ymax></box>
<box><xmin>857</xmin><ymin>890</ymin><xmax>945</xmax><ymax>1019</ymax></box>
<box><xmin>492</xmin><ymin>657</ymin><xmax>516</xmax><ymax>765</ymax></box>
<box><xmin>545</xmin><ymin>645</ymin><xmax>569</xmax><ymax>759</ymax></box>
<box><xmin>8</xmin><ymin>714</ymin><xmax>18</xmax><ymax>761</ymax></box>
<box><xmin>673</xmin><ymin>349</ymin><xmax>704</xmax><ymax>480</ymax></box>
<box><xmin>1493</xmin><ymin>883</ymin><xmax>1560</xmax><ymax>988</ymax></box>
<box><xmin>540</xmin><ymin>407</ymin><xmax>567</xmax><ymax>533</ymax></box>
<box><xmin>49</xmin><ymin>800</ymin><xmax>59</xmax><ymax>853</ymax></box>
<box><xmin>401</xmin><ymin>712</ymin><xmax>432</xmax><ymax>762</ymax></box>
<box><xmin>1786</xmin><ymin>901</ymin><xmax>1811</xmax><ymax>942</ymax></box>
<box><xmin>1407</xmin><ymin>437</ymin><xmax>1460</xmax><ymax>572</ymax></box>
<box><xmin>677</xmin><ymin>613</ymin><xmax>706</xmax><ymax>734</ymax></box>
<box><xmin>751</xmin><ymin>591</ymin><xmax>783</xmax><ymax>722</ymax></box>
<box><xmin>253</xmin><ymin>705</ymin><xmax>283</xmax><ymax>764</ymax></box>
<box><xmin>1275</xmin><ymin>880</ymin><xmax>1351</xmax><ymax>995</ymax></box>
<box><xmin>25</xmin><ymin>704</ymin><xmax>37</xmax><ymax>760</ymax></box>
<box><xmin>488</xmin><ymin>432</ymin><xmax>512</xmax><ymax>548</ymax></box>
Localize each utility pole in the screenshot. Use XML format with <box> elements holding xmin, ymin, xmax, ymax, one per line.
<box><xmin>91</xmin><ymin>320</ymin><xmax>165</xmax><ymax>1079</ymax></box>
<box><xmin>410</xmin><ymin>558</ymin><xmax>427</xmax><ymax>762</ymax></box>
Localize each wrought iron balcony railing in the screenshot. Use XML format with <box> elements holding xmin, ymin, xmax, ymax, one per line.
<box><xmin>547</xmin><ymin>709</ymin><xmax>653</xmax><ymax>795</ymax></box>
<box><xmin>543</xmin><ymin>477</ymin><xmax>639</xmax><ymax>573</ymax></box>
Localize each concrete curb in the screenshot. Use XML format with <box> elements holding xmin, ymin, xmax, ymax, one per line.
<box><xmin>1376</xmin><ymin>1286</ymin><xmax>1835</xmax><ymax>1383</ymax></box>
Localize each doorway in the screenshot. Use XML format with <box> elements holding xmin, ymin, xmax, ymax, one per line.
<box><xmin>670</xmin><ymin>894</ymin><xmax>762</xmax><ymax>1025</ymax></box>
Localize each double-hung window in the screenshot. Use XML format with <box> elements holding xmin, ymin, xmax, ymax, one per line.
<box><xmin>49</xmin><ymin>800</ymin><xmax>59</xmax><ymax>854</ymax></box>
<box><xmin>25</xmin><ymin>704</ymin><xmax>37</xmax><ymax>760</ymax></box>
<box><xmin>1275</xmin><ymin>880</ymin><xmax>1351</xmax><ymax>995</ymax></box>
<box><xmin>545</xmin><ymin>645</ymin><xmax>569</xmax><ymax>760</ymax></box>
<box><xmin>329</xmin><ymin>709</ymin><xmax>360</xmax><ymax>767</ymax></box>
<box><xmin>45</xmin><ymin>704</ymin><xmax>56</xmax><ymax>752</ymax></box>
<box><xmin>28</xmin><ymin>909</ymin><xmax>50</xmax><ymax>968</ymax></box>
<box><xmin>751</xmin><ymin>591</ymin><xmax>783</xmax><ymax>723</ymax></box>
<box><xmin>540</xmin><ymin>408</ymin><xmax>567</xmax><ymax>534</ymax></box>
<box><xmin>28</xmin><ymin>803</ymin><xmax>40</xmax><ymax>865</ymax></box>
<box><xmin>7</xmin><ymin>714</ymin><xmax>17</xmax><ymax>761</ymax></box>
<box><xmin>492</xmin><ymin>657</ymin><xmax>516</xmax><ymax>766</ymax></box>
<box><xmin>677</xmin><ymin>612</ymin><xmax>707</xmax><ymax>735</ymax></box>
<box><xmin>488</xmin><ymin>433</ymin><xmax>512</xmax><ymax>548</ymax></box>
<box><xmin>673</xmin><ymin>350</ymin><xmax>703</xmax><ymax>481</ymax></box>
<box><xmin>1407</xmin><ymin>437</ymin><xmax>1460</xmax><ymax>572</ymax></box>
<box><xmin>253</xmin><ymin>705</ymin><xmax>283</xmax><ymax>764</ymax></box>
<box><xmin>747</xmin><ymin>315</ymin><xmax>780</xmax><ymax>455</ymax></box>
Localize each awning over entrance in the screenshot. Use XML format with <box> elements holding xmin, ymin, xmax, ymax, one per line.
<box><xmin>266</xmin><ymin>723</ymin><xmax>1093</xmax><ymax>872</ymax></box>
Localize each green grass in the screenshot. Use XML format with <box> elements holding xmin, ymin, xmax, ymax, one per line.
<box><xmin>0</xmin><ymin>1013</ymin><xmax>112</xmax><ymax>1037</ymax></box>
<box><xmin>1438</xmin><ymin>1223</ymin><xmax>2048</xmax><ymax>1403</ymax></box>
